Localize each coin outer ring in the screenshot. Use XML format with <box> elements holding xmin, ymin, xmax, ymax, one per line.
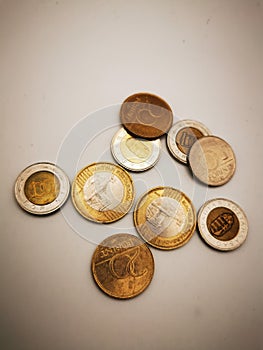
<box><xmin>111</xmin><ymin>128</ymin><xmax>161</xmax><ymax>172</ymax></box>
<box><xmin>167</xmin><ymin>119</ymin><xmax>211</xmax><ymax>164</ymax></box>
<box><xmin>91</xmin><ymin>233</ymin><xmax>154</xmax><ymax>299</ymax></box>
<box><xmin>71</xmin><ymin>162</ymin><xmax>135</xmax><ymax>223</ymax></box>
<box><xmin>14</xmin><ymin>162</ymin><xmax>70</xmax><ymax>215</ymax></box>
<box><xmin>198</xmin><ymin>198</ymin><xmax>248</xmax><ymax>251</ymax></box>
<box><xmin>188</xmin><ymin>135</ymin><xmax>236</xmax><ymax>186</ymax></box>
<box><xmin>133</xmin><ymin>186</ymin><xmax>196</xmax><ymax>250</ymax></box>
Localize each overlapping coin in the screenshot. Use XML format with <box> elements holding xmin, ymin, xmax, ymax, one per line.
<box><xmin>111</xmin><ymin>127</ymin><xmax>161</xmax><ymax>172</ymax></box>
<box><xmin>71</xmin><ymin>162</ymin><xmax>134</xmax><ymax>223</ymax></box>
<box><xmin>198</xmin><ymin>198</ymin><xmax>248</xmax><ymax>251</ymax></box>
<box><xmin>134</xmin><ymin>187</ymin><xmax>196</xmax><ymax>250</ymax></box>
<box><xmin>120</xmin><ymin>92</ymin><xmax>173</xmax><ymax>139</ymax></box>
<box><xmin>14</xmin><ymin>162</ymin><xmax>70</xmax><ymax>215</ymax></box>
<box><xmin>91</xmin><ymin>233</ymin><xmax>154</xmax><ymax>299</ymax></box>
<box><xmin>167</xmin><ymin>119</ymin><xmax>211</xmax><ymax>164</ymax></box>
<box><xmin>189</xmin><ymin>136</ymin><xmax>236</xmax><ymax>186</ymax></box>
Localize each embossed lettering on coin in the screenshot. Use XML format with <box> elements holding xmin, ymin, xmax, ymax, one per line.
<box><xmin>71</xmin><ymin>162</ymin><xmax>134</xmax><ymax>223</ymax></box>
<box><xmin>188</xmin><ymin>136</ymin><xmax>236</xmax><ymax>186</ymax></box>
<box><xmin>198</xmin><ymin>198</ymin><xmax>248</xmax><ymax>251</ymax></box>
<box><xmin>120</xmin><ymin>93</ymin><xmax>173</xmax><ymax>139</ymax></box>
<box><xmin>91</xmin><ymin>234</ymin><xmax>154</xmax><ymax>299</ymax></box>
<box><xmin>14</xmin><ymin>162</ymin><xmax>70</xmax><ymax>215</ymax></box>
<box><xmin>134</xmin><ymin>187</ymin><xmax>196</xmax><ymax>250</ymax></box>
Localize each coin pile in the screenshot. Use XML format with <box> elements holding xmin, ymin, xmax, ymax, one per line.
<box><xmin>14</xmin><ymin>92</ymin><xmax>248</xmax><ymax>299</ymax></box>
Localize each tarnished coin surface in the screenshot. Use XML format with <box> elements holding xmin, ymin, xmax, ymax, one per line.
<box><xmin>120</xmin><ymin>92</ymin><xmax>173</xmax><ymax>139</ymax></box>
<box><xmin>91</xmin><ymin>233</ymin><xmax>154</xmax><ymax>299</ymax></box>
<box><xmin>189</xmin><ymin>136</ymin><xmax>236</xmax><ymax>186</ymax></box>
<box><xmin>14</xmin><ymin>162</ymin><xmax>70</xmax><ymax>215</ymax></box>
<box><xmin>167</xmin><ymin>119</ymin><xmax>211</xmax><ymax>164</ymax></box>
<box><xmin>134</xmin><ymin>187</ymin><xmax>196</xmax><ymax>250</ymax></box>
<box><xmin>198</xmin><ymin>198</ymin><xmax>248</xmax><ymax>251</ymax></box>
<box><xmin>71</xmin><ymin>162</ymin><xmax>134</xmax><ymax>223</ymax></box>
<box><xmin>111</xmin><ymin>128</ymin><xmax>161</xmax><ymax>172</ymax></box>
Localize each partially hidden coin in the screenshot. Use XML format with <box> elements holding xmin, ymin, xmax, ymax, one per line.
<box><xmin>120</xmin><ymin>92</ymin><xmax>173</xmax><ymax>139</ymax></box>
<box><xmin>188</xmin><ymin>136</ymin><xmax>236</xmax><ymax>186</ymax></box>
<box><xmin>167</xmin><ymin>119</ymin><xmax>211</xmax><ymax>164</ymax></box>
<box><xmin>134</xmin><ymin>187</ymin><xmax>196</xmax><ymax>250</ymax></box>
<box><xmin>71</xmin><ymin>162</ymin><xmax>134</xmax><ymax>223</ymax></box>
<box><xmin>111</xmin><ymin>127</ymin><xmax>161</xmax><ymax>172</ymax></box>
<box><xmin>14</xmin><ymin>162</ymin><xmax>70</xmax><ymax>215</ymax></box>
<box><xmin>198</xmin><ymin>198</ymin><xmax>248</xmax><ymax>251</ymax></box>
<box><xmin>91</xmin><ymin>233</ymin><xmax>154</xmax><ymax>299</ymax></box>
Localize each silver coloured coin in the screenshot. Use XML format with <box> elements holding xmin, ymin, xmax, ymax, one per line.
<box><xmin>111</xmin><ymin>128</ymin><xmax>161</xmax><ymax>172</ymax></box>
<box><xmin>14</xmin><ymin>162</ymin><xmax>70</xmax><ymax>215</ymax></box>
<box><xmin>198</xmin><ymin>198</ymin><xmax>248</xmax><ymax>251</ymax></box>
<box><xmin>167</xmin><ymin>119</ymin><xmax>211</xmax><ymax>164</ymax></box>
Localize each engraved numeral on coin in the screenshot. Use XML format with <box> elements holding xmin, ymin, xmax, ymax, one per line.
<box><xmin>209</xmin><ymin>212</ymin><xmax>234</xmax><ymax>237</ymax></box>
<box><xmin>179</xmin><ymin>131</ymin><xmax>196</xmax><ymax>149</ymax></box>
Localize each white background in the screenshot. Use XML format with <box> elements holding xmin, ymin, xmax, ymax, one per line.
<box><xmin>0</xmin><ymin>1</ymin><xmax>262</xmax><ymax>349</ymax></box>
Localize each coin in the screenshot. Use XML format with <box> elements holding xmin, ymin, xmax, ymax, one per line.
<box><xmin>91</xmin><ymin>233</ymin><xmax>154</xmax><ymax>299</ymax></box>
<box><xmin>167</xmin><ymin>119</ymin><xmax>211</xmax><ymax>164</ymax></box>
<box><xmin>134</xmin><ymin>187</ymin><xmax>196</xmax><ymax>250</ymax></box>
<box><xmin>14</xmin><ymin>162</ymin><xmax>70</xmax><ymax>215</ymax></box>
<box><xmin>198</xmin><ymin>198</ymin><xmax>248</xmax><ymax>251</ymax></box>
<box><xmin>188</xmin><ymin>136</ymin><xmax>236</xmax><ymax>186</ymax></box>
<box><xmin>71</xmin><ymin>162</ymin><xmax>134</xmax><ymax>223</ymax></box>
<box><xmin>111</xmin><ymin>127</ymin><xmax>161</xmax><ymax>172</ymax></box>
<box><xmin>120</xmin><ymin>92</ymin><xmax>173</xmax><ymax>139</ymax></box>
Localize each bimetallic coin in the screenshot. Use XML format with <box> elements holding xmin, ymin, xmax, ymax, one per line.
<box><xmin>167</xmin><ymin>119</ymin><xmax>211</xmax><ymax>164</ymax></box>
<box><xmin>198</xmin><ymin>198</ymin><xmax>248</xmax><ymax>251</ymax></box>
<box><xmin>134</xmin><ymin>187</ymin><xmax>196</xmax><ymax>250</ymax></box>
<box><xmin>71</xmin><ymin>162</ymin><xmax>134</xmax><ymax>223</ymax></box>
<box><xmin>189</xmin><ymin>136</ymin><xmax>236</xmax><ymax>186</ymax></box>
<box><xmin>91</xmin><ymin>233</ymin><xmax>154</xmax><ymax>299</ymax></box>
<box><xmin>120</xmin><ymin>92</ymin><xmax>173</xmax><ymax>139</ymax></box>
<box><xmin>111</xmin><ymin>128</ymin><xmax>161</xmax><ymax>172</ymax></box>
<box><xmin>14</xmin><ymin>162</ymin><xmax>70</xmax><ymax>215</ymax></box>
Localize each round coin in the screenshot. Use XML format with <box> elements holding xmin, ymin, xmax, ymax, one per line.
<box><xmin>167</xmin><ymin>119</ymin><xmax>211</xmax><ymax>164</ymax></box>
<box><xmin>111</xmin><ymin>127</ymin><xmax>161</xmax><ymax>172</ymax></box>
<box><xmin>134</xmin><ymin>187</ymin><xmax>196</xmax><ymax>250</ymax></box>
<box><xmin>120</xmin><ymin>92</ymin><xmax>173</xmax><ymax>139</ymax></box>
<box><xmin>14</xmin><ymin>162</ymin><xmax>70</xmax><ymax>215</ymax></box>
<box><xmin>91</xmin><ymin>233</ymin><xmax>154</xmax><ymax>299</ymax></box>
<box><xmin>198</xmin><ymin>198</ymin><xmax>248</xmax><ymax>251</ymax></box>
<box><xmin>71</xmin><ymin>162</ymin><xmax>134</xmax><ymax>223</ymax></box>
<box><xmin>188</xmin><ymin>136</ymin><xmax>236</xmax><ymax>186</ymax></box>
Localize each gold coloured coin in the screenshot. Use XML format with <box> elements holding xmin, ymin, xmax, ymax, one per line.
<box><xmin>91</xmin><ymin>233</ymin><xmax>154</xmax><ymax>299</ymax></box>
<box><xmin>71</xmin><ymin>162</ymin><xmax>134</xmax><ymax>223</ymax></box>
<box><xmin>188</xmin><ymin>136</ymin><xmax>236</xmax><ymax>186</ymax></box>
<box><xmin>134</xmin><ymin>187</ymin><xmax>196</xmax><ymax>250</ymax></box>
<box><xmin>14</xmin><ymin>162</ymin><xmax>70</xmax><ymax>215</ymax></box>
<box><xmin>120</xmin><ymin>92</ymin><xmax>173</xmax><ymax>139</ymax></box>
<box><xmin>198</xmin><ymin>198</ymin><xmax>248</xmax><ymax>251</ymax></box>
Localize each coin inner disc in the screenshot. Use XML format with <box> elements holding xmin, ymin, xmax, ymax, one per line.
<box><xmin>176</xmin><ymin>127</ymin><xmax>204</xmax><ymax>155</ymax></box>
<box><xmin>145</xmin><ymin>197</ymin><xmax>186</xmax><ymax>237</ymax></box>
<box><xmin>206</xmin><ymin>207</ymin><xmax>240</xmax><ymax>241</ymax></box>
<box><xmin>24</xmin><ymin>171</ymin><xmax>60</xmax><ymax>205</ymax></box>
<box><xmin>83</xmin><ymin>172</ymin><xmax>124</xmax><ymax>211</ymax></box>
<box><xmin>120</xmin><ymin>134</ymin><xmax>153</xmax><ymax>164</ymax></box>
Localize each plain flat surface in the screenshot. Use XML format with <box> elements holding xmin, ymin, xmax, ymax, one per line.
<box><xmin>0</xmin><ymin>1</ymin><xmax>263</xmax><ymax>349</ymax></box>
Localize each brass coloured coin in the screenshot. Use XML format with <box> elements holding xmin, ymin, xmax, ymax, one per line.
<box><xmin>91</xmin><ymin>233</ymin><xmax>154</xmax><ymax>299</ymax></box>
<box><xmin>134</xmin><ymin>187</ymin><xmax>196</xmax><ymax>250</ymax></box>
<box><xmin>14</xmin><ymin>162</ymin><xmax>70</xmax><ymax>215</ymax></box>
<box><xmin>111</xmin><ymin>127</ymin><xmax>161</xmax><ymax>172</ymax></box>
<box><xmin>167</xmin><ymin>119</ymin><xmax>211</xmax><ymax>164</ymax></box>
<box><xmin>188</xmin><ymin>136</ymin><xmax>236</xmax><ymax>186</ymax></box>
<box><xmin>71</xmin><ymin>162</ymin><xmax>134</xmax><ymax>223</ymax></box>
<box><xmin>120</xmin><ymin>92</ymin><xmax>173</xmax><ymax>139</ymax></box>
<box><xmin>198</xmin><ymin>198</ymin><xmax>248</xmax><ymax>251</ymax></box>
